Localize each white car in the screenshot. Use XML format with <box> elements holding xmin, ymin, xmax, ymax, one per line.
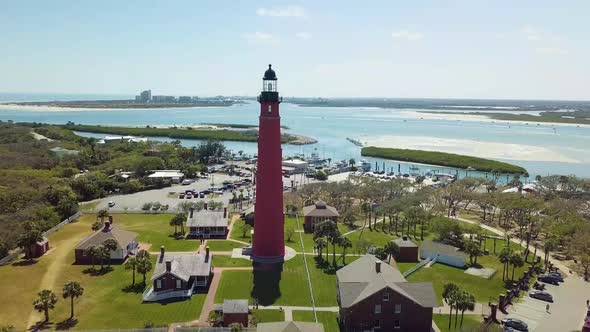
<box><xmin>108</xmin><ymin>201</ymin><xmax>115</xmax><ymax>207</ymax></box>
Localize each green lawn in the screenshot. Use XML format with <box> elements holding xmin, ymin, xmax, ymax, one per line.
<box><xmin>433</xmin><ymin>314</ymin><xmax>486</xmax><ymax>332</ymax></box>
<box><xmin>0</xmin><ymin>214</ymin><xmax>206</xmax><ymax>330</ymax></box>
<box><xmin>206</xmin><ymin>240</ymin><xmax>246</xmax><ymax>252</ymax></box>
<box><xmin>112</xmin><ymin>213</ymin><xmax>200</xmax><ymax>252</ymax></box>
<box><xmin>252</xmin><ymin>309</ymin><xmax>285</xmax><ymax>323</ymax></box>
<box><xmin>213</xmin><ymin>255</ymin><xmax>253</xmax><ymax>268</ymax></box>
<box><xmin>215</xmin><ymin>253</ymin><xmax>358</xmax><ymax>308</ymax></box>
<box><xmin>292</xmin><ymin>310</ymin><xmax>340</xmax><ymax>332</ymax></box>
<box><xmin>230</xmin><ymin>219</ymin><xmax>252</xmax><ymax>242</ymax></box>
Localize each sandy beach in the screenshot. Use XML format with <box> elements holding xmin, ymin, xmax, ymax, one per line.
<box><xmin>361</xmin><ymin>135</ymin><xmax>581</xmax><ymax>163</ymax></box>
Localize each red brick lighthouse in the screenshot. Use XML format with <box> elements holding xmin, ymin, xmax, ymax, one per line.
<box><xmin>252</xmin><ymin>64</ymin><xmax>285</xmax><ymax>261</ymax></box>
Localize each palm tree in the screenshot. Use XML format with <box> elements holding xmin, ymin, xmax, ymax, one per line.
<box><xmin>62</xmin><ymin>281</ymin><xmax>84</xmax><ymax>319</ymax></box>
<box><xmin>170</xmin><ymin>213</ymin><xmax>186</xmax><ymax>236</ymax></box>
<box><xmin>103</xmin><ymin>239</ymin><xmax>118</xmax><ymax>267</ymax></box>
<box><xmin>314</xmin><ymin>237</ymin><xmax>327</xmax><ymax>259</ymax></box>
<box><xmin>499</xmin><ymin>247</ymin><xmax>511</xmax><ymax>281</ymax></box>
<box><xmin>96</xmin><ymin>245</ymin><xmax>110</xmax><ymax>270</ymax></box>
<box><xmin>136</xmin><ymin>249</ymin><xmax>150</xmax><ymax>261</ymax></box>
<box><xmin>339</xmin><ymin>237</ymin><xmax>352</xmax><ymax>264</ymax></box>
<box><xmin>457</xmin><ymin>291</ymin><xmax>476</xmax><ymax>327</ymax></box>
<box><xmin>85</xmin><ymin>246</ymin><xmax>97</xmax><ymax>269</ymax></box>
<box><xmin>510</xmin><ymin>252</ymin><xmax>525</xmax><ymax>281</ymax></box>
<box><xmin>442</xmin><ymin>283</ymin><xmax>459</xmax><ymax>330</ymax></box>
<box><xmin>464</xmin><ymin>240</ymin><xmax>482</xmax><ymax>266</ymax></box>
<box><xmin>136</xmin><ymin>256</ymin><xmax>153</xmax><ymax>285</ymax></box>
<box><xmin>124</xmin><ymin>257</ymin><xmax>138</xmax><ymax>285</ymax></box>
<box><xmin>33</xmin><ymin>289</ymin><xmax>58</xmax><ymax>322</ymax></box>
<box><xmin>384</xmin><ymin>241</ymin><xmax>400</xmax><ymax>263</ymax></box>
<box><xmin>348</xmin><ymin>158</ymin><xmax>356</xmax><ymax>168</ymax></box>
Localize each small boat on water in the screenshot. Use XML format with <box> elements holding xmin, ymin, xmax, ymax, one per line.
<box><xmin>409</xmin><ymin>165</ymin><xmax>420</xmax><ymax>176</ymax></box>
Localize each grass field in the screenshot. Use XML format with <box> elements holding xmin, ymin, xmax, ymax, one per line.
<box><xmin>433</xmin><ymin>314</ymin><xmax>485</xmax><ymax>332</ymax></box>
<box><xmin>110</xmin><ymin>213</ymin><xmax>200</xmax><ymax>252</ymax></box>
<box><xmin>213</xmin><ymin>255</ymin><xmax>253</xmax><ymax>267</ymax></box>
<box><xmin>407</xmin><ymin>237</ymin><xmax>529</xmax><ymax>303</ymax></box>
<box><xmin>292</xmin><ymin>310</ymin><xmax>340</xmax><ymax>332</ymax></box>
<box><xmin>206</xmin><ymin>240</ymin><xmax>246</xmax><ymax>252</ymax></box>
<box><xmin>252</xmin><ymin>309</ymin><xmax>285</xmax><ymax>323</ymax></box>
<box><xmin>0</xmin><ymin>214</ymin><xmax>206</xmax><ymax>330</ymax></box>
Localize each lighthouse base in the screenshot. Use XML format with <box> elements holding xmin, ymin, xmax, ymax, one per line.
<box><xmin>235</xmin><ymin>246</ymin><xmax>296</xmax><ymax>263</ymax></box>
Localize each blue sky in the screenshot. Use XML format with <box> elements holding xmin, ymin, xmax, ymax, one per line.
<box><xmin>0</xmin><ymin>1</ymin><xmax>588</xmax><ymax>100</ymax></box>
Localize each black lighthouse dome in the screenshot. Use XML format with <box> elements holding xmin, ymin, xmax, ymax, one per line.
<box><xmin>264</xmin><ymin>64</ymin><xmax>277</xmax><ymax>80</ymax></box>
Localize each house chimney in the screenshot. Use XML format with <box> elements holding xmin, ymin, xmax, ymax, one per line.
<box><xmin>190</xmin><ymin>208</ymin><xmax>194</xmax><ymax>218</ymax></box>
<box><xmin>223</xmin><ymin>207</ymin><xmax>227</xmax><ymax>218</ymax></box>
<box><xmin>160</xmin><ymin>246</ymin><xmax>165</xmax><ymax>262</ymax></box>
<box><xmin>104</xmin><ymin>221</ymin><xmax>111</xmax><ymax>231</ymax></box>
<box><xmin>108</xmin><ymin>215</ymin><xmax>113</xmax><ymax>223</ymax></box>
<box><xmin>204</xmin><ymin>202</ymin><xmax>208</xmax><ymax>210</ymax></box>
<box><xmin>205</xmin><ymin>246</ymin><xmax>210</xmax><ymax>263</ymax></box>
<box><xmin>375</xmin><ymin>260</ymin><xmax>382</xmax><ymax>273</ymax></box>
<box><xmin>165</xmin><ymin>260</ymin><xmax>171</xmax><ymax>272</ymax></box>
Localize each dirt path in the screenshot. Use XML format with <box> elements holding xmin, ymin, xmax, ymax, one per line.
<box><xmin>25</xmin><ymin>232</ymin><xmax>82</xmax><ymax>328</ymax></box>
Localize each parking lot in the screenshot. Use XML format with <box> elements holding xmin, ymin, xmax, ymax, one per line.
<box><xmin>506</xmin><ymin>275</ymin><xmax>590</xmax><ymax>331</ymax></box>
<box><xmin>92</xmin><ymin>172</ymin><xmax>247</xmax><ymax>213</ymax></box>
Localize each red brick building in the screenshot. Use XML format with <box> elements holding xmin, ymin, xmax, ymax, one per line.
<box><xmin>392</xmin><ymin>236</ymin><xmax>419</xmax><ymax>263</ymax></box>
<box><xmin>216</xmin><ymin>299</ymin><xmax>249</xmax><ymax>327</ymax></box>
<box><xmin>336</xmin><ymin>254</ymin><xmax>437</xmax><ymax>332</ymax></box>
<box><xmin>302</xmin><ymin>200</ymin><xmax>339</xmax><ymax>233</ymax></box>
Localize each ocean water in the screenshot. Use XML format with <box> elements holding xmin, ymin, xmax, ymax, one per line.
<box><xmin>1</xmin><ymin>93</ymin><xmax>589</xmax><ymax>178</ymax></box>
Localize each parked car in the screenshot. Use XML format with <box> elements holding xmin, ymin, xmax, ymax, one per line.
<box><xmin>199</xmin><ymin>192</ymin><xmax>206</xmax><ymax>198</ymax></box>
<box><xmin>546</xmin><ymin>272</ymin><xmax>564</xmax><ymax>282</ymax></box>
<box><xmin>179</xmin><ymin>193</ymin><xmax>185</xmax><ymax>199</ymax></box>
<box><xmin>501</xmin><ymin>318</ymin><xmax>528</xmax><ymax>331</ymax></box>
<box><xmin>108</xmin><ymin>201</ymin><xmax>115</xmax><ymax>207</ymax></box>
<box><xmin>538</xmin><ymin>274</ymin><xmax>560</xmax><ymax>285</ymax></box>
<box><xmin>186</xmin><ymin>193</ymin><xmax>192</xmax><ymax>199</ymax></box>
<box><xmin>529</xmin><ymin>290</ymin><xmax>553</xmax><ymax>302</ymax></box>
<box><xmin>181</xmin><ymin>179</ymin><xmax>193</xmax><ymax>185</ymax></box>
<box><xmin>213</xmin><ymin>189</ymin><xmax>224</xmax><ymax>195</ymax></box>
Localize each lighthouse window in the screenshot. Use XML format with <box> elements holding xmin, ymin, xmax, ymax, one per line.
<box><xmin>268</xmin><ymin>105</ymin><xmax>272</xmax><ymax>113</ymax></box>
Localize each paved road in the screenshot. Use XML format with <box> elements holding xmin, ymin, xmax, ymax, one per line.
<box><xmin>455</xmin><ymin>215</ymin><xmax>589</xmax><ymax>331</ymax></box>
<box><xmin>507</xmin><ymin>275</ymin><xmax>590</xmax><ymax>332</ymax></box>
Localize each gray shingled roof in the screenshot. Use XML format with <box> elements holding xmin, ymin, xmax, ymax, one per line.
<box><xmin>151</xmin><ymin>252</ymin><xmax>212</xmax><ymax>282</ymax></box>
<box><xmin>187</xmin><ymin>211</ymin><xmax>227</xmax><ymax>228</ymax></box>
<box><xmin>302</xmin><ymin>201</ymin><xmax>339</xmax><ymax>218</ymax></box>
<box><xmin>256</xmin><ymin>321</ymin><xmax>324</xmax><ymax>332</ymax></box>
<box><xmin>75</xmin><ymin>224</ymin><xmax>137</xmax><ymax>250</ymax></box>
<box><xmin>420</xmin><ymin>240</ymin><xmax>467</xmax><ymax>259</ymax></box>
<box><xmin>392</xmin><ymin>237</ymin><xmax>418</xmax><ymax>248</ymax></box>
<box><xmin>336</xmin><ymin>254</ymin><xmax>438</xmax><ymax>309</ymax></box>
<box><xmin>222</xmin><ymin>299</ymin><xmax>249</xmax><ymax>314</ymax></box>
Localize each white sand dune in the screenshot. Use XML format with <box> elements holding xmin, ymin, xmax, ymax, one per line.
<box><xmin>362</xmin><ymin>135</ymin><xmax>580</xmax><ymax>163</ymax></box>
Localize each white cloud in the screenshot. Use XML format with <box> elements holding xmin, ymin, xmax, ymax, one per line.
<box><xmin>391</xmin><ymin>30</ymin><xmax>424</xmax><ymax>41</ymax></box>
<box><xmin>257</xmin><ymin>5</ymin><xmax>306</xmax><ymax>18</ymax></box>
<box><xmin>520</xmin><ymin>25</ymin><xmax>542</xmax><ymax>41</ymax></box>
<box><xmin>295</xmin><ymin>32</ymin><xmax>312</xmax><ymax>40</ymax></box>
<box><xmin>242</xmin><ymin>32</ymin><xmax>278</xmax><ymax>44</ymax></box>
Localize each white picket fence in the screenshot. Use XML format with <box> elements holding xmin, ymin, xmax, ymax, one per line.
<box><xmin>0</xmin><ymin>212</ymin><xmax>82</xmax><ymax>266</ymax></box>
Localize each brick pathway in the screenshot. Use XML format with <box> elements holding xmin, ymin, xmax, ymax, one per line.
<box><xmin>197</xmin><ymin>266</ymin><xmax>254</xmax><ymax>325</ymax></box>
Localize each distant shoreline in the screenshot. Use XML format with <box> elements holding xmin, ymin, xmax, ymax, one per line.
<box><xmin>1</xmin><ymin>99</ymin><xmax>240</xmax><ymax>109</ymax></box>
<box><xmin>361</xmin><ymin>146</ymin><xmax>527</xmax><ymax>174</ymax></box>
<box><xmin>59</xmin><ymin>123</ymin><xmax>317</xmax><ymax>145</ymax></box>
